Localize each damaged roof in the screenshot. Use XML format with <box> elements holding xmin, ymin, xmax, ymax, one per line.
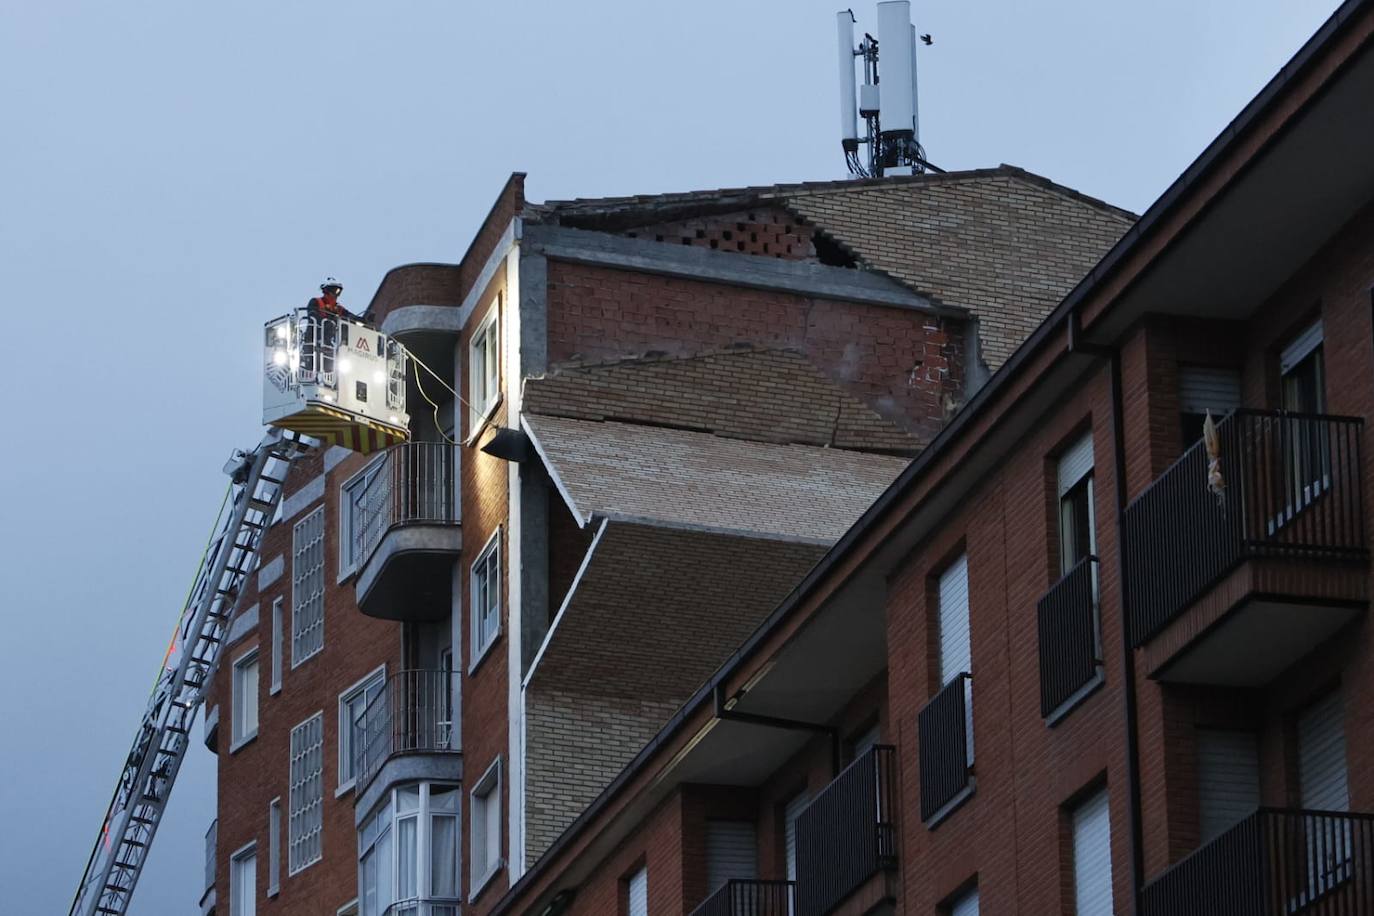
<box><xmin>531</xmin><ymin>165</ymin><xmax>1135</xmax><ymax>371</ymax></box>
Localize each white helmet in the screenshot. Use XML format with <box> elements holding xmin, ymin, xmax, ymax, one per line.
<box><xmin>320</xmin><ymin>277</ymin><xmax>343</xmax><ymax>293</ymax></box>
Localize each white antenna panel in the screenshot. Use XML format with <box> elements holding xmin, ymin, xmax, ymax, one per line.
<box><xmin>876</xmin><ymin>1</ymin><xmax>914</xmax><ymax>138</ymax></box>
<box><xmin>909</xmin><ymin>24</ymin><xmax>921</xmax><ymax>141</ymax></box>
<box><xmin>836</xmin><ymin>11</ymin><xmax>859</xmax><ymax>142</ymax></box>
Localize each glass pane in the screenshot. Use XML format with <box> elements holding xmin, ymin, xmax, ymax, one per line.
<box><xmin>377</xmin><ymin>825</ymin><xmax>393</xmax><ymax>913</ymax></box>
<box><xmin>431</xmin><ymin>815</ymin><xmax>458</xmax><ymax>897</ymax></box>
<box><xmin>429</xmin><ymin>786</ymin><xmax>459</xmax><ymax>814</ymax></box>
<box><xmin>397</xmin><ymin>785</ymin><xmax>420</xmax><ymax>814</ymax></box>
<box><xmin>397</xmin><ymin>816</ymin><xmax>418</xmax><ymax>898</ymax></box>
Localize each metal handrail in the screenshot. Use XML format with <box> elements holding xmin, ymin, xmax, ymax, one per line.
<box><xmin>794</xmin><ymin>746</ymin><xmax>897</xmax><ymax>916</ymax></box>
<box><xmin>691</xmin><ymin>879</ymin><xmax>795</xmax><ymax>916</ymax></box>
<box><xmin>1142</xmin><ymin>808</ymin><xmax>1374</xmax><ymax>915</ymax></box>
<box><xmin>347</xmin><ymin>442</ymin><xmax>457</xmax><ymax>573</ymax></box>
<box><xmin>381</xmin><ymin>897</ymin><xmax>461</xmax><ymax>916</ymax></box>
<box><xmin>1036</xmin><ymin>555</ymin><xmax>1100</xmax><ymax>717</ymax></box>
<box><xmin>1124</xmin><ymin>409</ymin><xmax>1365</xmax><ymax>645</ymax></box>
<box><xmin>918</xmin><ymin>673</ymin><xmax>973</xmax><ymax>822</ymax></box>
<box><xmin>354</xmin><ymin>670</ymin><xmax>460</xmax><ymax>792</ymax></box>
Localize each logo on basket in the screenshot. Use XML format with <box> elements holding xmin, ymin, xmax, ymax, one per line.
<box><xmin>355</xmin><ymin>338</ymin><xmax>371</xmax><ymax>353</ymax></box>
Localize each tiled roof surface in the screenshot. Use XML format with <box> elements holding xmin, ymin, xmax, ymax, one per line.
<box><xmin>534</xmin><ymin>166</ymin><xmax>1134</xmax><ymax>371</ymax></box>
<box><xmin>522</xmin><ymin>348</ymin><xmax>921</xmax><ymax>455</ymax></box>
<box><xmin>524</xmin><ymin>414</ymin><xmax>909</xmax><ymax>543</ymax></box>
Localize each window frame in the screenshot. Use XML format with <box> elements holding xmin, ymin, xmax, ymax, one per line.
<box><xmin>269</xmin><ymin>597</ymin><xmax>284</xmax><ymax>695</ymax></box>
<box><xmin>337</xmin><ymin>664</ymin><xmax>387</xmax><ymax>795</ymax></box>
<box><xmin>288</xmin><ymin>711</ymin><xmax>325</xmax><ymax>876</ymax></box>
<box><xmin>469</xmin><ymin>529</ymin><xmax>502</xmax><ymax>673</ymax></box>
<box><xmin>230</xmin><ymin>647</ymin><xmax>260</xmax><ymax>752</ymax></box>
<box><xmin>469</xmin><ymin>757</ymin><xmax>504</xmax><ymax>898</ymax></box>
<box><xmin>338</xmin><ymin>454</ymin><xmax>386</xmax><ymax>581</ymax></box>
<box><xmin>229</xmin><ymin>840</ymin><xmax>258</xmax><ymax>916</ymax></box>
<box><xmin>357</xmin><ymin>782</ymin><xmax>461</xmax><ymax>916</ymax></box>
<box><xmin>467</xmin><ymin>301</ymin><xmax>502</xmax><ymax>439</ymax></box>
<box><xmin>291</xmin><ymin>506</ymin><xmax>326</xmax><ymax>668</ymax></box>
<box><xmin>267</xmin><ymin>797</ymin><xmax>282</xmax><ymax>897</ymax></box>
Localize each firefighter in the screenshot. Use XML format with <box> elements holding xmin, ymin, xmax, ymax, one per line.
<box><xmin>301</xmin><ymin>278</ymin><xmax>363</xmax><ymax>380</ymax></box>
<box><xmin>307</xmin><ymin>277</ymin><xmax>365</xmax><ymax>322</ymax></box>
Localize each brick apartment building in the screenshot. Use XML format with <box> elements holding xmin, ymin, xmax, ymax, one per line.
<box><xmin>198</xmin><ymin>142</ymin><xmax>1133</xmax><ymax>912</ymax></box>
<box><xmin>473</xmin><ymin>3</ymin><xmax>1374</xmax><ymax>916</ymax></box>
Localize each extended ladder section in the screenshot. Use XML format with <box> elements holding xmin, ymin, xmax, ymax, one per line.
<box><xmin>69</xmin><ymin>430</ymin><xmax>312</xmax><ymax>916</ymax></box>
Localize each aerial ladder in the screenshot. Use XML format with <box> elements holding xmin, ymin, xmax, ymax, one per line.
<box><xmin>70</xmin><ymin>306</ymin><xmax>416</xmax><ymax>916</ymax></box>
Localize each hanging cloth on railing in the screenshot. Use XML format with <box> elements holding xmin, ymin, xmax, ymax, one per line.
<box><xmin>1203</xmin><ymin>410</ymin><xmax>1226</xmax><ymax>506</ymax></box>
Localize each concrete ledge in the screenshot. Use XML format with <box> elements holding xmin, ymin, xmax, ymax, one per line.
<box><xmin>354</xmin><ymin>752</ymin><xmax>463</xmax><ymax>826</ymax></box>
<box><xmin>355</xmin><ymin>524</ymin><xmax>462</xmax><ymax>613</ymax></box>
<box><xmin>381</xmin><ymin>304</ymin><xmax>465</xmax><ymax>338</ymax></box>
<box><xmin>523</xmin><ymin>223</ymin><xmax>962</xmax><ymax>317</ymax></box>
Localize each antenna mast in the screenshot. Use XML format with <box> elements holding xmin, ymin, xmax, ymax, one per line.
<box><xmin>836</xmin><ymin>2</ymin><xmax>933</xmax><ymax>177</ymax></box>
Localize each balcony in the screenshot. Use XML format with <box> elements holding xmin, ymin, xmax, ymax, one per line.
<box><xmin>382</xmin><ymin>900</ymin><xmax>460</xmax><ymax>916</ymax></box>
<box><xmin>200</xmin><ymin>819</ymin><xmax>216</xmax><ymax>915</ymax></box>
<box><xmin>1124</xmin><ymin>410</ymin><xmax>1367</xmax><ymax>685</ymax></box>
<box><xmin>354</xmin><ymin>670</ymin><xmax>459</xmax><ymax>799</ymax></box>
<box><xmin>795</xmin><ymin>745</ymin><xmax>897</xmax><ymax>916</ymax></box>
<box><xmin>350</xmin><ymin>442</ymin><xmax>460</xmax><ymax>621</ymax></box>
<box><xmin>1036</xmin><ymin>556</ymin><xmax>1102</xmax><ymax>721</ymax></box>
<box><xmin>918</xmin><ymin>674</ymin><xmax>973</xmax><ymax>824</ymax></box>
<box><xmin>691</xmin><ymin>880</ymin><xmax>795</xmax><ymax>916</ymax></box>
<box><xmin>1141</xmin><ymin>808</ymin><xmax>1374</xmax><ymax>916</ymax></box>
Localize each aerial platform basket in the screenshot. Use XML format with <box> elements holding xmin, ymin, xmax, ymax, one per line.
<box><xmin>263</xmin><ymin>310</ymin><xmax>410</xmax><ymax>454</ymax></box>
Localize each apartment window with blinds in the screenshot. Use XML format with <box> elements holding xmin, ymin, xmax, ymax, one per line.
<box><xmin>292</xmin><ymin>507</ymin><xmax>326</xmax><ymax>666</ymax></box>
<box><xmin>938</xmin><ymin>554</ymin><xmax>974</xmax><ymax>764</ymax></box>
<box><xmin>470</xmin><ymin>758</ymin><xmax>503</xmax><ymax>895</ymax></box>
<box><xmin>1057</xmin><ymin>435</ymin><xmax>1096</xmax><ymax>575</ymax></box>
<box><xmin>945</xmin><ymin>885</ymin><xmax>979</xmax><ymax>916</ymax></box>
<box><xmin>625</xmin><ymin>865</ymin><xmax>648</xmax><ymax>916</ymax></box>
<box><xmin>706</xmin><ymin>821</ymin><xmax>758</xmax><ymax>894</ymax></box>
<box><xmin>1070</xmin><ymin>787</ymin><xmax>1113</xmax><ymax>916</ymax></box>
<box><xmin>230</xmin><ymin>842</ymin><xmax>257</xmax><ymax>916</ymax></box>
<box><xmin>1281</xmin><ymin>320</ymin><xmax>1326</xmax><ymax>414</ymax></box>
<box><xmin>288</xmin><ymin>713</ymin><xmax>324</xmax><ymax>875</ymax></box>
<box><xmin>469</xmin><ymin>301</ymin><xmax>501</xmax><ymax>430</ymax></box>
<box><xmin>1179</xmin><ymin>365</ymin><xmax>1241</xmax><ymax>445</ymax></box>
<box><xmin>231</xmin><ymin>648</ymin><xmax>259</xmax><ymax>750</ymax></box>
<box><xmin>270</xmin><ymin>598</ymin><xmax>283</xmax><ymax>695</ymax></box>
<box><xmin>470</xmin><ymin>531</ymin><xmax>501</xmax><ymax>670</ymax></box>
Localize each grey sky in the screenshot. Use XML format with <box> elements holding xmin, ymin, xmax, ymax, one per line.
<box><xmin>0</xmin><ymin>1</ymin><xmax>1336</xmax><ymax>911</ymax></box>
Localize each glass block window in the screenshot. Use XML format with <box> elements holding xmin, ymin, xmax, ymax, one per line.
<box><xmin>288</xmin><ymin>712</ymin><xmax>324</xmax><ymax>874</ymax></box>
<box><xmin>292</xmin><ymin>507</ymin><xmax>325</xmax><ymax>666</ymax></box>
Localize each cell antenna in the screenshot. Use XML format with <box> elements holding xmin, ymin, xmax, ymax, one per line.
<box><xmin>836</xmin><ymin>1</ymin><xmax>933</xmax><ymax>177</ymax></box>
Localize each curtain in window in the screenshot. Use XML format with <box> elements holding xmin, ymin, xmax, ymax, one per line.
<box><xmin>397</xmin><ymin>816</ymin><xmax>418</xmax><ymax>899</ymax></box>
<box><xmin>431</xmin><ymin>814</ymin><xmax>458</xmax><ymax>897</ymax></box>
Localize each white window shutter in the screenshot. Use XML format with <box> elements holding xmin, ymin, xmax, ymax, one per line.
<box><xmin>1280</xmin><ymin>320</ymin><xmax>1324</xmax><ymax>375</ymax></box>
<box><xmin>784</xmin><ymin>793</ymin><xmax>810</xmax><ymax>884</ymax></box>
<box><xmin>1058</xmin><ymin>434</ymin><xmax>1095</xmax><ymax>498</ymax></box>
<box><xmin>1072</xmin><ymin>788</ymin><xmax>1113</xmax><ymax>916</ymax></box>
<box><xmin>1197</xmin><ymin>730</ymin><xmax>1260</xmax><ymax>841</ymax></box>
<box><xmin>627</xmin><ymin>866</ymin><xmax>648</xmax><ymax>916</ymax></box>
<box><xmin>706</xmin><ymin>821</ymin><xmax>757</xmax><ymax>892</ymax></box>
<box><xmin>938</xmin><ymin>555</ymin><xmax>971</xmax><ymax>683</ymax></box>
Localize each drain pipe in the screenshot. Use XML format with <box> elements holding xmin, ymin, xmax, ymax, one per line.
<box><xmin>1069</xmin><ymin>312</ymin><xmax>1145</xmax><ymax>915</ymax></box>
<box><xmin>713</xmin><ymin>684</ymin><xmax>842</xmax><ymax>776</ymax></box>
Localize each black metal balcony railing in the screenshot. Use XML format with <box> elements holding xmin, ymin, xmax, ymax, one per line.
<box><xmin>795</xmin><ymin>745</ymin><xmax>897</xmax><ymax>916</ymax></box>
<box><xmin>1037</xmin><ymin>556</ymin><xmax>1100</xmax><ymax>717</ymax></box>
<box><xmin>383</xmin><ymin>899</ymin><xmax>461</xmax><ymax>916</ymax></box>
<box><xmin>1141</xmin><ymin>808</ymin><xmax>1374</xmax><ymax>916</ymax></box>
<box><xmin>691</xmin><ymin>880</ymin><xmax>795</xmax><ymax>916</ymax></box>
<box><xmin>918</xmin><ymin>674</ymin><xmax>972</xmax><ymax>823</ymax></box>
<box><xmin>354</xmin><ymin>670</ymin><xmax>459</xmax><ymax>791</ymax></box>
<box><xmin>347</xmin><ymin>442</ymin><xmax>457</xmax><ymax>573</ymax></box>
<box><xmin>1124</xmin><ymin>410</ymin><xmax>1365</xmax><ymax>646</ymax></box>
<box><xmin>203</xmin><ymin>819</ymin><xmax>216</xmax><ymax>894</ymax></box>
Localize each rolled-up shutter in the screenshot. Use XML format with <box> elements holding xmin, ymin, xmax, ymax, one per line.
<box><xmin>706</xmin><ymin>821</ymin><xmax>757</xmax><ymax>893</ymax></box>
<box><xmin>1073</xmin><ymin>788</ymin><xmax>1114</xmax><ymax>916</ymax></box>
<box><xmin>1198</xmin><ymin>729</ymin><xmax>1260</xmax><ymax>841</ymax></box>
<box><xmin>1299</xmin><ymin>691</ymin><xmax>1349</xmax><ymax>811</ymax></box>
<box><xmin>950</xmin><ymin>887</ymin><xmax>980</xmax><ymax>916</ymax></box>
<box><xmin>1179</xmin><ymin>366</ymin><xmax>1242</xmax><ymax>417</ymax></box>
<box><xmin>784</xmin><ymin>793</ymin><xmax>809</xmax><ymax>884</ymax></box>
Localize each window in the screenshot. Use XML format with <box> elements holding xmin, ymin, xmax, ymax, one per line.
<box><xmin>288</xmin><ymin>712</ymin><xmax>325</xmax><ymax>875</ymax></box>
<box><xmin>339</xmin><ymin>666</ymin><xmax>387</xmax><ymax>791</ymax></box>
<box><xmin>268</xmin><ymin>798</ymin><xmax>281</xmax><ymax>897</ymax></box>
<box><xmin>937</xmin><ymin>554</ymin><xmax>974</xmax><ymax>765</ymax></box>
<box><xmin>1277</xmin><ymin>321</ymin><xmax>1330</xmax><ymax>525</ymax></box>
<box><xmin>1057</xmin><ymin>434</ymin><xmax>1095</xmax><ymax>575</ymax></box>
<box><xmin>292</xmin><ymin>507</ymin><xmax>326</xmax><ymax>666</ymax></box>
<box><xmin>1179</xmin><ymin>365</ymin><xmax>1241</xmax><ymax>444</ymax></box>
<box><xmin>783</xmin><ymin>791</ymin><xmax>809</xmax><ymax>888</ymax></box>
<box><xmin>1070</xmin><ymin>788</ymin><xmax>1113</xmax><ymax>916</ymax></box>
<box><xmin>470</xmin><ymin>758</ymin><xmax>503</xmax><ymax>894</ymax></box>
<box><xmin>470</xmin><ymin>532</ymin><xmax>501</xmax><ymax>669</ymax></box>
<box><xmin>1196</xmin><ymin>729</ymin><xmax>1259</xmax><ymax>842</ymax></box>
<box><xmin>340</xmin><ymin>456</ymin><xmax>386</xmax><ymax>577</ymax></box>
<box><xmin>270</xmin><ymin>598</ymin><xmax>283</xmax><ymax>695</ymax></box>
<box><xmin>706</xmin><ymin>821</ymin><xmax>757</xmax><ymax>894</ymax></box>
<box><xmin>359</xmin><ymin>783</ymin><xmax>460</xmax><ymax>916</ymax></box>
<box><xmin>625</xmin><ymin>865</ymin><xmax>648</xmax><ymax>916</ymax></box>
<box><xmin>1297</xmin><ymin>690</ymin><xmax>1351</xmax><ymax>901</ymax></box>
<box><xmin>946</xmin><ymin>886</ymin><xmax>979</xmax><ymax>916</ymax></box>
<box><xmin>231</xmin><ymin>649</ymin><xmax>259</xmax><ymax>749</ymax></box>
<box><xmin>469</xmin><ymin>302</ymin><xmax>501</xmax><ymax>430</ymax></box>
<box><xmin>440</xmin><ymin>648</ymin><xmax>456</xmax><ymax>748</ymax></box>
<box><xmin>1281</xmin><ymin>319</ymin><xmax>1326</xmax><ymax>414</ymax></box>
<box><xmin>230</xmin><ymin>842</ymin><xmax>257</xmax><ymax>916</ymax></box>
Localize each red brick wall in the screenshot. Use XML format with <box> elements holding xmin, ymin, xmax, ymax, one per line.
<box><xmin>212</xmin><ymin>447</ymin><xmax>402</xmax><ymax>916</ymax></box>
<box><xmin>563</xmin><ymin>791</ymin><xmax>685</xmax><ymax>916</ymax></box>
<box><xmin>618</xmin><ymin>207</ymin><xmax>816</xmax><ymax>260</ymax></box>
<box><xmin>544</xmin><ymin>260</ymin><xmax>964</xmax><ymax>442</ymax></box>
<box><xmin>460</xmin><ymin>271</ymin><xmax>514</xmax><ymax>915</ymax></box>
